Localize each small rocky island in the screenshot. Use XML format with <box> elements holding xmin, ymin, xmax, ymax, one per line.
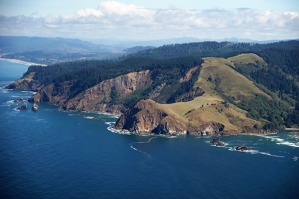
<box><xmin>16</xmin><ymin>105</ymin><xmax>28</xmax><ymax>110</ymax></box>
<box><xmin>210</xmin><ymin>138</ymin><xmax>225</xmax><ymax>146</ymax></box>
<box><xmin>235</xmin><ymin>146</ymin><xmax>250</xmax><ymax>151</ymax></box>
<box><xmin>32</xmin><ymin>103</ymin><xmax>39</xmax><ymax>111</ymax></box>
<box><xmin>14</xmin><ymin>98</ymin><xmax>24</xmax><ymax>103</ymax></box>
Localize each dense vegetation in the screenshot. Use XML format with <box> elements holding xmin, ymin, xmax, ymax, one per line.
<box><xmin>22</xmin><ymin>40</ymin><xmax>299</xmax><ymax>129</ymax></box>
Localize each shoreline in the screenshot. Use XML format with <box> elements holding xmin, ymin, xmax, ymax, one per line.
<box><xmin>285</xmin><ymin>128</ymin><xmax>299</xmax><ymax>131</ymax></box>
<box><xmin>0</xmin><ymin>58</ymin><xmax>47</xmax><ymax>66</ymax></box>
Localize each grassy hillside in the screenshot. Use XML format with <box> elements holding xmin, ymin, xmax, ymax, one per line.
<box><xmin>198</xmin><ymin>55</ymin><xmax>271</xmax><ymax>103</ymax></box>
<box><xmin>148</xmin><ymin>54</ymin><xmax>274</xmax><ymax>132</ymax></box>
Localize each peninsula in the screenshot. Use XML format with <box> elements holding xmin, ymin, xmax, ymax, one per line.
<box><xmin>6</xmin><ymin>41</ymin><xmax>299</xmax><ymax>135</ymax></box>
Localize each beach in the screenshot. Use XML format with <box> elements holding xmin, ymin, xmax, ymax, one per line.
<box><xmin>0</xmin><ymin>58</ymin><xmax>47</xmax><ymax>66</ymax></box>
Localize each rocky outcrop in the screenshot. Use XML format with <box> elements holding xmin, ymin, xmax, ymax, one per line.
<box><xmin>116</xmin><ymin>99</ymin><xmax>170</xmax><ymax>133</ymax></box>
<box><xmin>27</xmin><ymin>70</ymin><xmax>152</xmax><ymax>114</ymax></box>
<box><xmin>210</xmin><ymin>138</ymin><xmax>225</xmax><ymax>146</ymax></box>
<box><xmin>179</xmin><ymin>66</ymin><xmax>199</xmax><ymax>83</ymax></box>
<box><xmin>63</xmin><ymin>70</ymin><xmax>152</xmax><ymax>114</ymax></box>
<box><xmin>174</xmin><ymin>87</ymin><xmax>205</xmax><ymax>103</ymax></box>
<box><xmin>16</xmin><ymin>105</ymin><xmax>28</xmax><ymax>110</ymax></box>
<box><xmin>235</xmin><ymin>146</ymin><xmax>250</xmax><ymax>151</ymax></box>
<box><xmin>28</xmin><ymin>81</ymin><xmax>74</xmax><ymax>104</ymax></box>
<box><xmin>14</xmin><ymin>98</ymin><xmax>24</xmax><ymax>103</ymax></box>
<box><xmin>6</xmin><ymin>72</ymin><xmax>41</xmax><ymax>91</ymax></box>
<box><xmin>187</xmin><ymin>122</ymin><xmax>225</xmax><ymax>136</ymax></box>
<box><xmin>115</xmin><ymin>99</ymin><xmax>188</xmax><ymax>135</ymax></box>
<box><xmin>115</xmin><ymin>99</ymin><xmax>225</xmax><ymax>135</ymax></box>
<box><xmin>32</xmin><ymin>103</ymin><xmax>39</xmax><ymax>111</ymax></box>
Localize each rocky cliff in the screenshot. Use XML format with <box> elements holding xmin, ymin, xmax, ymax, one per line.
<box><xmin>114</xmin><ymin>54</ymin><xmax>270</xmax><ymax>135</ymax></box>
<box><xmin>63</xmin><ymin>70</ymin><xmax>152</xmax><ymax>114</ymax></box>
<box><xmin>6</xmin><ymin>51</ymin><xmax>286</xmax><ymax>135</ymax></box>
<box><xmin>115</xmin><ymin>99</ymin><xmax>226</xmax><ymax>135</ymax></box>
<box><xmin>27</xmin><ymin>70</ymin><xmax>152</xmax><ymax>114</ymax></box>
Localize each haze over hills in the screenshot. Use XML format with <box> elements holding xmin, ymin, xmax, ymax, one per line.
<box><xmin>2</xmin><ymin>36</ymin><xmax>297</xmax><ymax>65</ymax></box>
<box><xmin>0</xmin><ymin>36</ymin><xmax>123</xmax><ymax>64</ymax></box>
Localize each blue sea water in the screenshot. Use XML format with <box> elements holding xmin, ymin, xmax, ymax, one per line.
<box><xmin>0</xmin><ymin>60</ymin><xmax>299</xmax><ymax>199</ymax></box>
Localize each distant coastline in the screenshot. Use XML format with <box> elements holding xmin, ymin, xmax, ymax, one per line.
<box><xmin>0</xmin><ymin>58</ymin><xmax>47</xmax><ymax>66</ymax></box>
<box><xmin>285</xmin><ymin>128</ymin><xmax>299</xmax><ymax>131</ymax></box>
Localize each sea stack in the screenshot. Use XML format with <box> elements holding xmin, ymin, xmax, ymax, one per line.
<box><xmin>32</xmin><ymin>103</ymin><xmax>39</xmax><ymax>111</ymax></box>
<box><xmin>235</xmin><ymin>146</ymin><xmax>250</xmax><ymax>151</ymax></box>
<box><xmin>210</xmin><ymin>138</ymin><xmax>225</xmax><ymax>146</ymax></box>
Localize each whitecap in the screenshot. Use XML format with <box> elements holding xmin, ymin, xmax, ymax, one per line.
<box><xmin>255</xmin><ymin>134</ymin><xmax>299</xmax><ymax>148</ymax></box>
<box><xmin>84</xmin><ymin>116</ymin><xmax>94</xmax><ymax>120</ymax></box>
<box><xmin>288</xmin><ymin>134</ymin><xmax>299</xmax><ymax>140</ymax></box>
<box><xmin>106</xmin><ymin>124</ymin><xmax>131</xmax><ymax>135</ymax></box>
<box><xmin>228</xmin><ymin>147</ymin><xmax>284</xmax><ymax>158</ymax></box>
<box><xmin>96</xmin><ymin>111</ymin><xmax>120</xmax><ymax>118</ymax></box>
<box><xmin>206</xmin><ymin>140</ymin><xmax>229</xmax><ymax>147</ymax></box>
<box><xmin>293</xmin><ymin>156</ymin><xmax>298</xmax><ymax>161</ymax></box>
<box><xmin>249</xmin><ymin>150</ymin><xmax>284</xmax><ymax>158</ymax></box>
<box><xmin>277</xmin><ymin>141</ymin><xmax>299</xmax><ymax>148</ymax></box>
<box><xmin>4</xmin><ymin>100</ymin><xmax>14</xmax><ymax>104</ymax></box>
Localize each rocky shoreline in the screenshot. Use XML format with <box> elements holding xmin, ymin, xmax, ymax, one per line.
<box><xmin>4</xmin><ymin>62</ymin><xmax>284</xmax><ymax>137</ymax></box>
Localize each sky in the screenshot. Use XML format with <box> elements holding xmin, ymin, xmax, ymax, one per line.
<box><xmin>0</xmin><ymin>0</ymin><xmax>299</xmax><ymax>41</ymax></box>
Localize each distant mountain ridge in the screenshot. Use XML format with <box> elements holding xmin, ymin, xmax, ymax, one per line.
<box><xmin>0</xmin><ymin>36</ymin><xmax>112</xmax><ymax>54</ymax></box>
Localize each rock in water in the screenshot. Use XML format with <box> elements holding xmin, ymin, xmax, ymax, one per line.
<box><xmin>210</xmin><ymin>138</ymin><xmax>225</xmax><ymax>146</ymax></box>
<box><xmin>16</xmin><ymin>105</ymin><xmax>27</xmax><ymax>110</ymax></box>
<box><xmin>235</xmin><ymin>146</ymin><xmax>250</xmax><ymax>151</ymax></box>
<box><xmin>14</xmin><ymin>98</ymin><xmax>24</xmax><ymax>103</ymax></box>
<box><xmin>32</xmin><ymin>103</ymin><xmax>39</xmax><ymax>111</ymax></box>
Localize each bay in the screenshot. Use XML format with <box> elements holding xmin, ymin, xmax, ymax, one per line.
<box><xmin>0</xmin><ymin>60</ymin><xmax>298</xmax><ymax>199</ymax></box>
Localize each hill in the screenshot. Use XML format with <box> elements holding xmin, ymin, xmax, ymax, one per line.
<box><xmin>116</xmin><ymin>54</ymin><xmax>274</xmax><ymax>134</ymax></box>
<box><xmin>0</xmin><ymin>36</ymin><xmax>112</xmax><ymax>54</ymax></box>
<box><xmin>6</xmin><ymin>40</ymin><xmax>299</xmax><ymax>134</ymax></box>
<box><xmin>0</xmin><ymin>36</ymin><xmax>137</xmax><ymax>64</ymax></box>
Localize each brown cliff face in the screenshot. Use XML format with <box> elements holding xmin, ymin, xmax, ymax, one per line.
<box><xmin>28</xmin><ymin>81</ymin><xmax>74</xmax><ymax>104</ymax></box>
<box><xmin>179</xmin><ymin>66</ymin><xmax>199</xmax><ymax>83</ymax></box>
<box><xmin>115</xmin><ymin>99</ymin><xmax>225</xmax><ymax>135</ymax></box>
<box><xmin>63</xmin><ymin>70</ymin><xmax>152</xmax><ymax>114</ymax></box>
<box><xmin>115</xmin><ymin>99</ymin><xmax>187</xmax><ymax>135</ymax></box>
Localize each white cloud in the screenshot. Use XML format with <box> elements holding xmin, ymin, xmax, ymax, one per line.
<box><xmin>0</xmin><ymin>1</ymin><xmax>298</xmax><ymax>40</ymax></box>
<box><xmin>77</xmin><ymin>8</ymin><xmax>103</xmax><ymax>18</ymax></box>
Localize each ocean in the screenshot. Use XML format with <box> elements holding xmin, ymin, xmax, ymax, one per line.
<box><xmin>0</xmin><ymin>60</ymin><xmax>298</xmax><ymax>199</ymax></box>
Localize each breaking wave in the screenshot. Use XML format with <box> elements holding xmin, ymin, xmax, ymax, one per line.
<box><xmin>84</xmin><ymin>116</ymin><xmax>94</xmax><ymax>120</ymax></box>
<box><xmin>227</xmin><ymin>147</ymin><xmax>284</xmax><ymax>158</ymax></box>
<box><xmin>129</xmin><ymin>137</ymin><xmax>157</xmax><ymax>158</ymax></box>
<box><xmin>256</xmin><ymin>135</ymin><xmax>299</xmax><ymax>148</ymax></box>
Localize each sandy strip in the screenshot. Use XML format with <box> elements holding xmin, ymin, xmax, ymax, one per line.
<box><xmin>285</xmin><ymin>128</ymin><xmax>299</xmax><ymax>131</ymax></box>
<box><xmin>0</xmin><ymin>58</ymin><xmax>47</xmax><ymax>66</ymax></box>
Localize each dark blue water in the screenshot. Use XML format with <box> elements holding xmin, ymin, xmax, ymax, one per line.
<box><xmin>0</xmin><ymin>60</ymin><xmax>299</xmax><ymax>199</ymax></box>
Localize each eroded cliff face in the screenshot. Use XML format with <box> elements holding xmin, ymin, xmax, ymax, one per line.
<box><xmin>28</xmin><ymin>70</ymin><xmax>152</xmax><ymax>114</ymax></box>
<box><xmin>28</xmin><ymin>81</ymin><xmax>74</xmax><ymax>104</ymax></box>
<box><xmin>63</xmin><ymin>70</ymin><xmax>152</xmax><ymax>114</ymax></box>
<box><xmin>115</xmin><ymin>99</ymin><xmax>225</xmax><ymax>135</ymax></box>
